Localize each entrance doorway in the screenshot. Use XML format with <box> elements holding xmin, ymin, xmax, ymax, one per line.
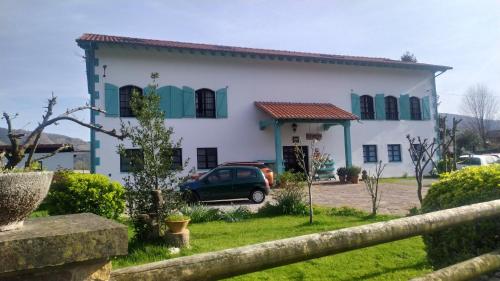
<box><xmin>283</xmin><ymin>146</ymin><xmax>309</xmax><ymax>174</ymax></box>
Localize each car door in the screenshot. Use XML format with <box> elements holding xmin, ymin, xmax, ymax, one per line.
<box><xmin>199</xmin><ymin>168</ymin><xmax>234</xmax><ymax>200</ymax></box>
<box><xmin>234</xmin><ymin>168</ymin><xmax>260</xmax><ymax>198</ymax></box>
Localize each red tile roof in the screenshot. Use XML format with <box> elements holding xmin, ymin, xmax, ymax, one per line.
<box><xmin>255</xmin><ymin>102</ymin><xmax>358</xmax><ymax>120</ymax></box>
<box><xmin>77</xmin><ymin>34</ymin><xmax>451</xmax><ymax>72</ymax></box>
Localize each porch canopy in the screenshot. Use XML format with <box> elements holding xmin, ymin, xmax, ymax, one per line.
<box><xmin>255</xmin><ymin>101</ymin><xmax>358</xmax><ymax>174</ymax></box>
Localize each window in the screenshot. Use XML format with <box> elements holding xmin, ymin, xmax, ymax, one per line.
<box><xmin>195</xmin><ymin>88</ymin><xmax>216</xmax><ymax>118</ymax></box>
<box><xmin>197</xmin><ymin>148</ymin><xmax>218</xmax><ymax>169</ymax></box>
<box><xmin>207</xmin><ymin>168</ymin><xmax>233</xmax><ymax>183</ymax></box>
<box><xmin>385</xmin><ymin>96</ymin><xmax>399</xmax><ymax>120</ymax></box>
<box><xmin>236</xmin><ymin>168</ymin><xmax>258</xmax><ymax>179</ymax></box>
<box><xmin>363</xmin><ymin>145</ymin><xmax>378</xmax><ymax>163</ymax></box>
<box><xmin>360</xmin><ymin>95</ymin><xmax>375</xmax><ymax>120</ymax></box>
<box><xmin>410</xmin><ymin>97</ymin><xmax>422</xmax><ymax>120</ymax></box>
<box><xmin>119</xmin><ymin>85</ymin><xmax>143</xmax><ymax>117</ymax></box>
<box><xmin>411</xmin><ymin>144</ymin><xmax>425</xmax><ymax>161</ymax></box>
<box><xmin>162</xmin><ymin>148</ymin><xmax>183</xmax><ymax>170</ymax></box>
<box><xmin>120</xmin><ymin>149</ymin><xmax>143</xmax><ymax>172</ymax></box>
<box><xmin>387</xmin><ymin>144</ymin><xmax>402</xmax><ymax>162</ymax></box>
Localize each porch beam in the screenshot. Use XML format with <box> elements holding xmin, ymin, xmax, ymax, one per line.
<box><xmin>274</xmin><ymin>120</ymin><xmax>284</xmax><ymax>174</ymax></box>
<box><xmin>343</xmin><ymin>121</ymin><xmax>352</xmax><ymax>167</ymax></box>
<box><xmin>258</xmin><ymin>119</ymin><xmax>274</xmax><ymax>130</ymax></box>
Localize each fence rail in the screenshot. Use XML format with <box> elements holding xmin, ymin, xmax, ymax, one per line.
<box><xmin>111</xmin><ymin>200</ymin><xmax>500</xmax><ymax>281</ymax></box>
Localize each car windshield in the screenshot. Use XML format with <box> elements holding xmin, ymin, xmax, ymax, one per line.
<box><xmin>459</xmin><ymin>157</ymin><xmax>481</xmax><ymax>165</ymax></box>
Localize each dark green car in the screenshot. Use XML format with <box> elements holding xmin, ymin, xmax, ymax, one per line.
<box><xmin>180</xmin><ymin>166</ymin><xmax>270</xmax><ymax>203</ymax></box>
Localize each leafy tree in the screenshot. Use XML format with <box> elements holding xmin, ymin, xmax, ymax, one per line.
<box><xmin>401</xmin><ymin>51</ymin><xmax>417</xmax><ymax>63</ymax></box>
<box><xmin>118</xmin><ymin>72</ymin><xmax>187</xmax><ymax>240</ymax></box>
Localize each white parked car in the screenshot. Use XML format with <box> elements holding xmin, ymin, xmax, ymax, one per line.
<box><xmin>489</xmin><ymin>153</ymin><xmax>500</xmax><ymax>163</ymax></box>
<box><xmin>456</xmin><ymin>155</ymin><xmax>498</xmax><ymax>169</ymax></box>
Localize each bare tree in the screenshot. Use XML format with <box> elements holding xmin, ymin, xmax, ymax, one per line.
<box><xmin>407</xmin><ymin>135</ymin><xmax>439</xmax><ymax>204</ymax></box>
<box><xmin>1</xmin><ymin>95</ymin><xmax>126</xmax><ymax>170</ymax></box>
<box><xmin>295</xmin><ymin>140</ymin><xmax>329</xmax><ymax>224</ymax></box>
<box><xmin>438</xmin><ymin>115</ymin><xmax>462</xmax><ymax>172</ymax></box>
<box><xmin>363</xmin><ymin>161</ymin><xmax>386</xmax><ymax>216</ymax></box>
<box><xmin>460</xmin><ymin>84</ymin><xmax>499</xmax><ymax>148</ymax></box>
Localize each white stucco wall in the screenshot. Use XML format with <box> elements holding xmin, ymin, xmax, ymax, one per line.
<box><xmin>91</xmin><ymin>47</ymin><xmax>438</xmax><ymax>182</ymax></box>
<box><xmin>12</xmin><ymin>151</ymin><xmax>89</xmax><ymax>171</ymax></box>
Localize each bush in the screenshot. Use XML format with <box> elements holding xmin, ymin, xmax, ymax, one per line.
<box><xmin>46</xmin><ymin>171</ymin><xmax>125</xmax><ymax>219</ymax></box>
<box><xmin>421</xmin><ymin>165</ymin><xmax>500</xmax><ymax>268</ymax></box>
<box><xmin>181</xmin><ymin>204</ymin><xmax>221</xmax><ymax>223</ymax></box>
<box><xmin>346</xmin><ymin>166</ymin><xmax>361</xmax><ymax>182</ymax></box>
<box><xmin>436</xmin><ymin>158</ymin><xmax>452</xmax><ymax>174</ymax></box>
<box><xmin>277</xmin><ymin>171</ymin><xmax>305</xmax><ymax>188</ymax></box>
<box><xmin>259</xmin><ymin>180</ymin><xmax>308</xmax><ymax>216</ymax></box>
<box><xmin>328</xmin><ymin>206</ymin><xmax>367</xmax><ymax>217</ymax></box>
<box><xmin>220</xmin><ymin>206</ymin><xmax>252</xmax><ymax>222</ymax></box>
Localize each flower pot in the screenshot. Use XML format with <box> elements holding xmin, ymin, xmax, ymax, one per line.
<box><xmin>165</xmin><ymin>219</ymin><xmax>190</xmax><ymax>234</ymax></box>
<box><xmin>351</xmin><ymin>177</ymin><xmax>359</xmax><ymax>184</ymax></box>
<box><xmin>0</xmin><ymin>171</ymin><xmax>53</xmax><ymax>232</ymax></box>
<box><xmin>339</xmin><ymin>175</ymin><xmax>346</xmax><ymax>183</ymax></box>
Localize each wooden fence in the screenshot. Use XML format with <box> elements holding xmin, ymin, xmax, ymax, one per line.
<box><xmin>111</xmin><ymin>200</ymin><xmax>500</xmax><ymax>281</ymax></box>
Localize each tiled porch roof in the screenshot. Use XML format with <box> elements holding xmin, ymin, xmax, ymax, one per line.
<box><xmin>255</xmin><ymin>102</ymin><xmax>358</xmax><ymax>120</ymax></box>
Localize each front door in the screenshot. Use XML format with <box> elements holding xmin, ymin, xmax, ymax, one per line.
<box><xmin>283</xmin><ymin>146</ymin><xmax>309</xmax><ymax>174</ymax></box>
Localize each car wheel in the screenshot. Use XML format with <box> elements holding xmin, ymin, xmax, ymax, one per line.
<box><xmin>250</xmin><ymin>189</ymin><xmax>265</xmax><ymax>204</ymax></box>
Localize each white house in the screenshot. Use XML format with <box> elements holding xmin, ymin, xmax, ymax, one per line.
<box><xmin>77</xmin><ymin>34</ymin><xmax>451</xmax><ymax>182</ymax></box>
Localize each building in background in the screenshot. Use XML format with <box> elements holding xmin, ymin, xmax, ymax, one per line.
<box><xmin>0</xmin><ymin>144</ymin><xmax>89</xmax><ymax>171</ymax></box>
<box><xmin>77</xmin><ymin>34</ymin><xmax>451</xmax><ymax>182</ymax></box>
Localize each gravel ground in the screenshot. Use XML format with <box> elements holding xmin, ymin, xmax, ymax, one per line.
<box><xmin>203</xmin><ymin>178</ymin><xmax>436</xmax><ymax>216</ymax></box>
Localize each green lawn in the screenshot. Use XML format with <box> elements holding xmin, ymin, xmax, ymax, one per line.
<box><xmin>113</xmin><ymin>209</ymin><xmax>432</xmax><ymax>280</ymax></box>
<box><xmin>379</xmin><ymin>177</ymin><xmax>437</xmax><ymax>187</ymax></box>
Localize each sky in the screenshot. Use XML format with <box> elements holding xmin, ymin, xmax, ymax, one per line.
<box><xmin>1</xmin><ymin>0</ymin><xmax>499</xmax><ymax>141</ymax></box>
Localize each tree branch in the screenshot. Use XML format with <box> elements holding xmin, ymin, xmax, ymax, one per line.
<box><xmin>33</xmin><ymin>144</ymin><xmax>72</xmax><ymax>162</ymax></box>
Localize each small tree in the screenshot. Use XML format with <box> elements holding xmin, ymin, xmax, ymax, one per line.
<box><xmin>363</xmin><ymin>161</ymin><xmax>386</xmax><ymax>216</ymax></box>
<box><xmin>401</xmin><ymin>51</ymin><xmax>417</xmax><ymax>63</ymax></box>
<box><xmin>407</xmin><ymin>135</ymin><xmax>439</xmax><ymax>204</ymax></box>
<box><xmin>294</xmin><ymin>140</ymin><xmax>329</xmax><ymax>224</ymax></box>
<box><xmin>118</xmin><ymin>72</ymin><xmax>187</xmax><ymax>240</ymax></box>
<box><xmin>438</xmin><ymin>115</ymin><xmax>462</xmax><ymax>171</ymax></box>
<box><xmin>1</xmin><ymin>95</ymin><xmax>125</xmax><ymax>170</ymax></box>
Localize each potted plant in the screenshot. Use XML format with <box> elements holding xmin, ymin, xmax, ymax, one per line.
<box><xmin>165</xmin><ymin>213</ymin><xmax>191</xmax><ymax>234</ymax></box>
<box><xmin>347</xmin><ymin>166</ymin><xmax>362</xmax><ymax>184</ymax></box>
<box><xmin>0</xmin><ymin>170</ymin><xmax>53</xmax><ymax>231</ymax></box>
<box><xmin>337</xmin><ymin>167</ymin><xmax>348</xmax><ymax>184</ymax></box>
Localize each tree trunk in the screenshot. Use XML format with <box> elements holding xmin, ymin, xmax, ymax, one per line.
<box><xmin>308</xmin><ymin>184</ymin><xmax>313</xmax><ymax>224</ymax></box>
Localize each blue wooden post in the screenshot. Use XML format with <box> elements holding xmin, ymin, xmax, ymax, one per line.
<box><xmin>274</xmin><ymin>120</ymin><xmax>284</xmax><ymax>174</ymax></box>
<box><xmin>343</xmin><ymin>121</ymin><xmax>352</xmax><ymax>167</ymax></box>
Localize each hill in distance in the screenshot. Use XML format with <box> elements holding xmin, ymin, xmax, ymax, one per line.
<box><xmin>0</xmin><ymin>127</ymin><xmax>89</xmax><ymax>151</ymax></box>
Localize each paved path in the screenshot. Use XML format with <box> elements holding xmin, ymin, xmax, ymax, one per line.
<box><xmin>312</xmin><ymin>181</ymin><xmax>431</xmax><ymax>216</ymax></box>
<box><xmin>204</xmin><ymin>178</ymin><xmax>436</xmax><ymax>216</ymax></box>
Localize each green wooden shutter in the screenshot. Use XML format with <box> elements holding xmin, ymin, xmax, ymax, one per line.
<box><xmin>104</xmin><ymin>83</ymin><xmax>119</xmax><ymax>117</ymax></box>
<box><xmin>182</xmin><ymin>86</ymin><xmax>195</xmax><ymax>117</ymax></box>
<box><xmin>350</xmin><ymin>93</ymin><xmax>360</xmax><ymax>117</ymax></box>
<box><xmin>171</xmin><ymin>86</ymin><xmax>184</xmax><ymax>118</ymax></box>
<box><xmin>216</xmin><ymin>87</ymin><xmax>228</xmax><ymax>118</ymax></box>
<box><xmin>375</xmin><ymin>94</ymin><xmax>385</xmax><ymax>120</ymax></box>
<box><xmin>422</xmin><ymin>96</ymin><xmax>431</xmax><ymax>120</ymax></box>
<box><xmin>157</xmin><ymin>86</ymin><xmax>172</xmax><ymax>118</ymax></box>
<box><xmin>399</xmin><ymin>94</ymin><xmax>410</xmax><ymax>120</ymax></box>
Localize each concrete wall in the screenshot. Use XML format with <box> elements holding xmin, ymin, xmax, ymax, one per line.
<box><xmin>13</xmin><ymin>151</ymin><xmax>89</xmax><ymax>171</ymax></box>
<box><xmin>92</xmin><ymin>46</ymin><xmax>438</xmax><ymax>182</ymax></box>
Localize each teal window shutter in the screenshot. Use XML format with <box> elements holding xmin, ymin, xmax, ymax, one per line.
<box><xmin>399</xmin><ymin>94</ymin><xmax>410</xmax><ymax>120</ymax></box>
<box><xmin>422</xmin><ymin>96</ymin><xmax>431</xmax><ymax>120</ymax></box>
<box><xmin>375</xmin><ymin>94</ymin><xmax>385</xmax><ymax>120</ymax></box>
<box><xmin>157</xmin><ymin>86</ymin><xmax>172</xmax><ymax>118</ymax></box>
<box><xmin>216</xmin><ymin>87</ymin><xmax>228</xmax><ymax>118</ymax></box>
<box><xmin>182</xmin><ymin>86</ymin><xmax>195</xmax><ymax>117</ymax></box>
<box><xmin>350</xmin><ymin>93</ymin><xmax>360</xmax><ymax>117</ymax></box>
<box><xmin>171</xmin><ymin>86</ymin><xmax>184</xmax><ymax>118</ymax></box>
<box><xmin>104</xmin><ymin>83</ymin><xmax>119</xmax><ymax>117</ymax></box>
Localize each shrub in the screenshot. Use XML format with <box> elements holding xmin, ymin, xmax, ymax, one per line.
<box><xmin>166</xmin><ymin>213</ymin><xmax>190</xmax><ymax>221</ymax></box>
<box><xmin>346</xmin><ymin>166</ymin><xmax>361</xmax><ymax>182</ymax></box>
<box><xmin>220</xmin><ymin>206</ymin><xmax>252</xmax><ymax>222</ymax></box>
<box><xmin>46</xmin><ymin>171</ymin><xmax>125</xmax><ymax>219</ymax></box>
<box><xmin>421</xmin><ymin>165</ymin><xmax>500</xmax><ymax>269</ymax></box>
<box><xmin>181</xmin><ymin>204</ymin><xmax>221</xmax><ymax>223</ymax></box>
<box><xmin>337</xmin><ymin>167</ymin><xmax>348</xmax><ymax>177</ymax></box>
<box><xmin>328</xmin><ymin>206</ymin><xmax>367</xmax><ymax>217</ymax></box>
<box><xmin>261</xmin><ymin>182</ymin><xmax>308</xmax><ymax>216</ymax></box>
<box><xmin>277</xmin><ymin>171</ymin><xmax>304</xmax><ymax>188</ymax></box>
<box><xmin>436</xmin><ymin>158</ymin><xmax>452</xmax><ymax>174</ymax></box>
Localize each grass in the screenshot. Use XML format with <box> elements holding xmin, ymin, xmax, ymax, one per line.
<box><xmin>113</xmin><ymin>208</ymin><xmax>432</xmax><ymax>280</ymax></box>
<box><xmin>379</xmin><ymin>177</ymin><xmax>437</xmax><ymax>187</ymax></box>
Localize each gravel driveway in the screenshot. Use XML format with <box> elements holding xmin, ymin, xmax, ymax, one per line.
<box><xmin>204</xmin><ymin>178</ymin><xmax>436</xmax><ymax>216</ymax></box>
